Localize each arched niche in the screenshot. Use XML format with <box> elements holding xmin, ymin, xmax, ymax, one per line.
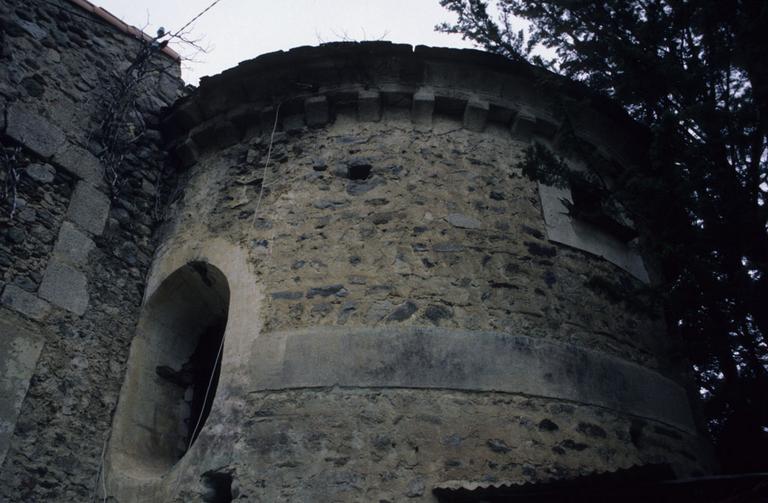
<box><xmin>111</xmin><ymin>261</ymin><xmax>230</xmax><ymax>475</ymax></box>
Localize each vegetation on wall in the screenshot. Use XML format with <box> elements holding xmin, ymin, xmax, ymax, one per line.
<box><xmin>437</xmin><ymin>0</ymin><xmax>768</xmax><ymax>472</ymax></box>
<box><xmin>91</xmin><ymin>30</ymin><xmax>171</xmax><ymax>197</ymax></box>
<box><xmin>90</xmin><ymin>6</ymin><xmax>218</xmax><ymax>229</ymax></box>
<box><xmin>0</xmin><ymin>143</ymin><xmax>22</xmax><ymax>219</ymax></box>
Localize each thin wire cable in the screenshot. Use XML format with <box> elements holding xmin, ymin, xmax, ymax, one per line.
<box><xmin>39</xmin><ymin>0</ymin><xmax>226</xmax><ymax>53</ymax></box>
<box><xmin>58</xmin><ymin>0</ymin><xmax>226</xmax><ymax>498</ymax></box>
<box><xmin>170</xmin><ymin>0</ymin><xmax>226</xmax><ymax>39</ymax></box>
<box><xmin>89</xmin><ymin>431</ymin><xmax>108</xmax><ymax>503</ymax></box>
<box><xmin>186</xmin><ymin>335</ymin><xmax>225</xmax><ymax>450</ymax></box>
<box><xmin>109</xmin><ymin>0</ymin><xmax>230</xmax><ymax>454</ymax></box>
<box><xmin>252</xmin><ymin>103</ymin><xmax>283</xmax><ymax>225</ymax></box>
<box><xmin>188</xmin><ymin>104</ymin><xmax>282</xmax><ymax>450</ymax></box>
<box><xmin>253</xmin><ymin>104</ymin><xmax>282</xmax><ymax>263</ymax></box>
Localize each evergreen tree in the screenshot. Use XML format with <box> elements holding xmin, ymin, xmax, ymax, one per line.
<box><xmin>438</xmin><ymin>0</ymin><xmax>768</xmax><ymax>472</ymax></box>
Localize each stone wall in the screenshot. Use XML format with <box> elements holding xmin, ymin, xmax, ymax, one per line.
<box><xmin>187</xmin><ymin>115</ymin><xmax>666</xmax><ymax>368</ymax></box>
<box><xmin>104</xmin><ymin>44</ymin><xmax>712</xmax><ymax>501</ymax></box>
<box><xmin>0</xmin><ymin>6</ymin><xmax>714</xmax><ymax>498</ymax></box>
<box><xmin>0</xmin><ymin>1</ymin><xmax>183</xmax><ymax>500</ymax></box>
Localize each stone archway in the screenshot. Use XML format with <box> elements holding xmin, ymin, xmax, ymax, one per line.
<box><xmin>109</xmin><ymin>261</ymin><xmax>230</xmax><ymax>474</ymax></box>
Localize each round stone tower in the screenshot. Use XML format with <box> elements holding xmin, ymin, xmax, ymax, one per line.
<box><xmin>104</xmin><ymin>43</ymin><xmax>711</xmax><ymax>501</ymax></box>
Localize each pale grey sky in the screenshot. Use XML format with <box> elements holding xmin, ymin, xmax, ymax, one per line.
<box><xmin>93</xmin><ymin>0</ymin><xmax>476</xmax><ymax>85</ymax></box>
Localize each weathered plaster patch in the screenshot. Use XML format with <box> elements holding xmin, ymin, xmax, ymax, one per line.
<box><xmin>538</xmin><ymin>182</ymin><xmax>650</xmax><ymax>282</ymax></box>
<box><xmin>0</xmin><ymin>316</ymin><xmax>45</xmax><ymax>466</ymax></box>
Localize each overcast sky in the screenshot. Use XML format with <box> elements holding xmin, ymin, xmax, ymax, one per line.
<box><xmin>93</xmin><ymin>0</ymin><xmax>476</xmax><ymax>85</ymax></box>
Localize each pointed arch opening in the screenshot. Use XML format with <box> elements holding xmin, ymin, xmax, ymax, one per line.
<box><xmin>111</xmin><ymin>261</ymin><xmax>229</xmax><ymax>474</ymax></box>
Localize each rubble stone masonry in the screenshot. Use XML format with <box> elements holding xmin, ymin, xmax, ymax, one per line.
<box><xmin>1</xmin><ymin>2</ymin><xmax>713</xmax><ymax>502</ymax></box>
<box><xmin>0</xmin><ymin>0</ymin><xmax>182</xmax><ymax>500</ymax></box>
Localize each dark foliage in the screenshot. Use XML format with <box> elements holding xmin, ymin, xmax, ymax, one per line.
<box><xmin>438</xmin><ymin>0</ymin><xmax>768</xmax><ymax>472</ymax></box>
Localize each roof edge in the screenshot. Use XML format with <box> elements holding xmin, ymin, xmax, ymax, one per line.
<box><xmin>65</xmin><ymin>0</ymin><xmax>181</xmax><ymax>61</ymax></box>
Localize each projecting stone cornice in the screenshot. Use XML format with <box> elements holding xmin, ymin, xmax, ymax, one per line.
<box><xmin>161</xmin><ymin>42</ymin><xmax>649</xmax><ymax>171</ymax></box>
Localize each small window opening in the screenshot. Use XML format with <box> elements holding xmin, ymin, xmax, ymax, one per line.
<box><xmin>568</xmin><ymin>179</ymin><xmax>638</xmax><ymax>243</ymax></box>
<box><xmin>156</xmin><ymin>317</ymin><xmax>225</xmax><ymax>451</ymax></box>
<box><xmin>109</xmin><ymin>261</ymin><xmax>230</xmax><ymax>474</ymax></box>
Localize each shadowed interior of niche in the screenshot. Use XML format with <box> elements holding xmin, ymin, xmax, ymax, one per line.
<box><xmin>110</xmin><ymin>261</ymin><xmax>230</xmax><ymax>474</ymax></box>
<box><xmin>202</xmin><ymin>470</ymin><xmax>234</xmax><ymax>503</ymax></box>
<box><xmin>568</xmin><ymin>178</ymin><xmax>638</xmax><ymax>243</ymax></box>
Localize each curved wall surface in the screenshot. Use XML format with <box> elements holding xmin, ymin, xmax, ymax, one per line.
<box><xmin>106</xmin><ymin>43</ymin><xmax>712</xmax><ymax>502</ymax></box>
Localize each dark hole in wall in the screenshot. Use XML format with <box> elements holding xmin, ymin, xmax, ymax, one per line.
<box><xmin>156</xmin><ymin>317</ymin><xmax>225</xmax><ymax>454</ymax></box>
<box><xmin>434</xmin><ymin>95</ymin><xmax>465</xmax><ymax>118</ymax></box>
<box><xmin>569</xmin><ymin>179</ymin><xmax>638</xmax><ymax>243</ymax></box>
<box><xmin>383</xmin><ymin>91</ymin><xmax>413</xmax><ymax>108</ymax></box>
<box><xmin>185</xmin><ymin>318</ymin><xmax>226</xmax><ymax>448</ymax></box>
<box><xmin>201</xmin><ymin>471</ymin><xmax>234</xmax><ymax>503</ymax></box>
<box><xmin>347</xmin><ymin>163</ymin><xmax>372</xmax><ymax>180</ymax></box>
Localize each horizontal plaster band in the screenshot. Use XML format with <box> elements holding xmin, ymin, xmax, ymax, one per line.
<box><xmin>246</xmin><ymin>326</ymin><xmax>695</xmax><ymax>433</ymax></box>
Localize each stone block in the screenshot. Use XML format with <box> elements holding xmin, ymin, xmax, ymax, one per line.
<box><xmin>38</xmin><ymin>260</ymin><xmax>89</xmax><ymax>315</ymax></box>
<box><xmin>552</xmin><ymin>121</ymin><xmax>573</xmax><ymax>150</ymax></box>
<box><xmin>1</xmin><ymin>284</ymin><xmax>51</xmax><ymax>321</ymax></box>
<box><xmin>260</xmin><ymin>106</ymin><xmax>279</xmax><ymax>131</ymax></box>
<box><xmin>171</xmin><ymin>100</ymin><xmax>203</xmax><ymax>131</ymax></box>
<box><xmin>511</xmin><ymin>107</ymin><xmax>537</xmax><ymax>139</ymax></box>
<box><xmin>214</xmin><ymin>121</ymin><xmax>242</xmax><ymax>148</ymax></box>
<box><xmin>53</xmin><ymin>142</ymin><xmax>102</xmax><ymax>186</ymax></box>
<box><xmin>358</xmin><ymin>90</ymin><xmax>381</xmax><ymax>122</ymax></box>
<box><xmin>175</xmin><ymin>138</ymin><xmax>199</xmax><ymax>168</ymax></box>
<box><xmin>445</xmin><ymin>213</ymin><xmax>482</xmax><ymax>229</ymax></box>
<box><xmin>5</xmin><ymin>103</ymin><xmax>66</xmax><ymax>158</ymax></box>
<box><xmin>536</xmin><ymin>117</ymin><xmax>560</xmax><ymax>139</ymax></box>
<box><xmin>305</xmin><ymin>96</ymin><xmax>329</xmax><ymax>127</ymax></box>
<box><xmin>463</xmin><ymin>98</ymin><xmax>489</xmax><ymax>132</ymax></box>
<box><xmin>157</xmin><ymin>71</ymin><xmax>182</xmax><ymax>106</ymax></box>
<box><xmin>191</xmin><ymin>120</ymin><xmax>239</xmax><ymax>150</ymax></box>
<box><xmin>224</xmin><ymin>108</ymin><xmax>258</xmax><ymax>141</ymax></box>
<box><xmin>16</xmin><ymin>19</ymin><xmax>48</xmax><ymax>40</ymax></box>
<box><xmin>24</xmin><ymin>163</ymin><xmax>55</xmax><ymax>184</ymax></box>
<box><xmin>282</xmin><ymin>114</ymin><xmax>305</xmax><ymax>133</ymax></box>
<box><xmin>52</xmin><ymin>221</ymin><xmax>95</xmax><ymax>266</ymax></box>
<box><xmin>0</xmin><ymin>318</ymin><xmax>45</xmax><ymax>466</ymax></box>
<box><xmin>411</xmin><ymin>88</ymin><xmax>435</xmax><ymax>126</ymax></box>
<box><xmin>66</xmin><ymin>182</ymin><xmax>110</xmax><ymax>236</ymax></box>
